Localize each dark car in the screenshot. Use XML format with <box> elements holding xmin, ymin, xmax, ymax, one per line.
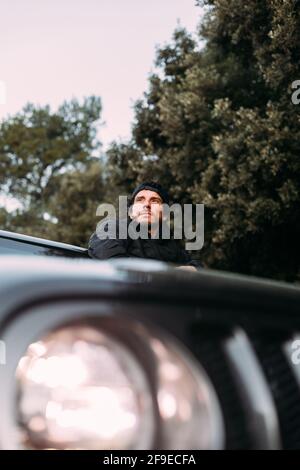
<box><xmin>0</xmin><ymin>229</ymin><xmax>300</xmax><ymax>450</ymax></box>
<box><xmin>0</xmin><ymin>229</ymin><xmax>89</xmax><ymax>258</ymax></box>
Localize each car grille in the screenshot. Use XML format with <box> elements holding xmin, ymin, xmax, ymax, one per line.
<box><xmin>189</xmin><ymin>328</ymin><xmax>254</xmax><ymax>449</ymax></box>
<box><xmin>186</xmin><ymin>324</ymin><xmax>300</xmax><ymax>450</ymax></box>
<box><xmin>252</xmin><ymin>334</ymin><xmax>300</xmax><ymax>449</ymax></box>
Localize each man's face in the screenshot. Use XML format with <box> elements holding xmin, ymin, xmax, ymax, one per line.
<box><xmin>129</xmin><ymin>189</ymin><xmax>163</xmax><ymax>226</ymax></box>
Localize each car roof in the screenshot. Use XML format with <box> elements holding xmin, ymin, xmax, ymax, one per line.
<box><xmin>0</xmin><ymin>229</ymin><xmax>87</xmax><ymax>254</ymax></box>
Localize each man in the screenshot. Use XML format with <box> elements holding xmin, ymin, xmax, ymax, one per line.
<box><xmin>88</xmin><ymin>181</ymin><xmax>201</xmax><ymax>271</ymax></box>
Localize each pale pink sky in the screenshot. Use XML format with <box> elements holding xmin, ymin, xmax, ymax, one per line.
<box><xmin>0</xmin><ymin>0</ymin><xmax>204</xmax><ymax>150</ymax></box>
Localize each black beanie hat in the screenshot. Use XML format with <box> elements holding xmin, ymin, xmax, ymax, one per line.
<box><xmin>130</xmin><ymin>181</ymin><xmax>170</xmax><ymax>205</ymax></box>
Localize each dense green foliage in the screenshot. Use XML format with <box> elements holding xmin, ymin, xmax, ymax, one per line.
<box><xmin>106</xmin><ymin>0</ymin><xmax>300</xmax><ymax>281</ymax></box>
<box><xmin>1</xmin><ymin>1</ymin><xmax>299</xmax><ymax>281</ymax></box>
<box><xmin>0</xmin><ymin>97</ymin><xmax>104</xmax><ymax>243</ymax></box>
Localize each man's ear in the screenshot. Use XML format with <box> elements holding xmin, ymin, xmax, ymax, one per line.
<box><xmin>128</xmin><ymin>204</ymin><xmax>134</xmax><ymax>220</ymax></box>
<box><xmin>161</xmin><ymin>211</ymin><xmax>168</xmax><ymax>222</ymax></box>
<box><xmin>161</xmin><ymin>205</ymin><xmax>168</xmax><ymax>223</ymax></box>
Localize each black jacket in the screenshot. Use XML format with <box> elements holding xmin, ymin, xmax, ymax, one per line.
<box><xmin>88</xmin><ymin>219</ymin><xmax>201</xmax><ymax>268</ymax></box>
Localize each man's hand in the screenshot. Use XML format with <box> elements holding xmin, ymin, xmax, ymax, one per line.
<box><xmin>175</xmin><ymin>266</ymin><xmax>197</xmax><ymax>272</ymax></box>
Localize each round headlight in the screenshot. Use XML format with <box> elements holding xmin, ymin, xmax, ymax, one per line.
<box><xmin>15</xmin><ymin>318</ymin><xmax>224</xmax><ymax>450</ymax></box>
<box><xmin>15</xmin><ymin>326</ymin><xmax>155</xmax><ymax>449</ymax></box>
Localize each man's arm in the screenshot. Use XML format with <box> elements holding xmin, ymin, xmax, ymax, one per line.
<box><xmin>175</xmin><ymin>244</ymin><xmax>203</xmax><ymax>271</ymax></box>
<box><xmin>88</xmin><ymin>219</ymin><xmax>129</xmax><ymax>260</ymax></box>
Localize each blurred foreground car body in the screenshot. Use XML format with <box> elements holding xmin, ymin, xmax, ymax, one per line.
<box><xmin>0</xmin><ymin>230</ymin><xmax>300</xmax><ymax>450</ymax></box>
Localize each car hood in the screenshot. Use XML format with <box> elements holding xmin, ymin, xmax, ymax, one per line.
<box><xmin>0</xmin><ymin>255</ymin><xmax>299</xmax><ymax>311</ymax></box>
